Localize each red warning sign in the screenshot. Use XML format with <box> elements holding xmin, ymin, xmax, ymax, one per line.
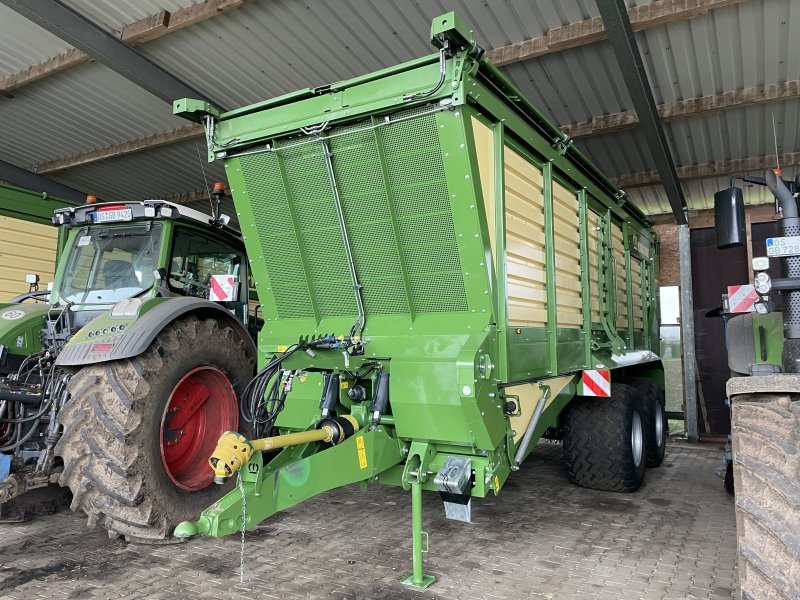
<box><xmin>209</xmin><ymin>275</ymin><xmax>238</xmax><ymax>302</ymax></box>
<box><xmin>581</xmin><ymin>369</ymin><xmax>611</xmax><ymax>397</ymax></box>
<box><xmin>727</xmin><ymin>284</ymin><xmax>759</xmax><ymax>313</ymax></box>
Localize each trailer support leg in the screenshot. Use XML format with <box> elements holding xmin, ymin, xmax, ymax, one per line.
<box><xmin>400</xmin><ymin>480</ymin><xmax>435</xmax><ymax>589</ymax></box>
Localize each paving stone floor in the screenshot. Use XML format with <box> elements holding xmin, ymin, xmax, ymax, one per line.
<box><xmin>0</xmin><ymin>440</ymin><xmax>737</xmax><ymax>599</ymax></box>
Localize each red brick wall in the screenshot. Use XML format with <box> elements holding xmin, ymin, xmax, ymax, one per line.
<box><xmin>654</xmin><ymin>223</ymin><xmax>679</xmax><ymax>287</ymax></box>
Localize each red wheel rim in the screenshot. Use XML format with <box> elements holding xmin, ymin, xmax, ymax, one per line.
<box><xmin>159</xmin><ymin>366</ymin><xmax>238</xmax><ymax>492</ymax></box>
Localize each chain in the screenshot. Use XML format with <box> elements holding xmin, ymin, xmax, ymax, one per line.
<box><xmin>238</xmin><ymin>473</ymin><xmax>247</xmax><ymax>583</ymax></box>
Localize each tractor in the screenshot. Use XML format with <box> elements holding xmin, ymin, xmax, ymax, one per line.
<box><xmin>0</xmin><ymin>187</ymin><xmax>257</xmax><ymax>541</ymax></box>
<box><xmin>713</xmin><ymin>170</ymin><xmax>800</xmax><ymax>599</ymax></box>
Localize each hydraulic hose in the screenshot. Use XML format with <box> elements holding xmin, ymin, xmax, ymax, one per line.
<box><xmin>403</xmin><ymin>48</ymin><xmax>447</xmax><ymax>101</ymax></box>
<box><xmin>0</xmin><ymin>417</ymin><xmax>41</xmax><ymax>452</ymax></box>
<box><xmin>240</xmin><ymin>345</ymin><xmax>299</xmax><ymax>438</ymax></box>
<box><xmin>320</xmin><ymin>137</ymin><xmax>366</xmax><ymax>339</ymax></box>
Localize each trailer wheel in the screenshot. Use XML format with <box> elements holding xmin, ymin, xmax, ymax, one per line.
<box><xmin>562</xmin><ymin>383</ymin><xmax>647</xmax><ymax>492</ymax></box>
<box><xmin>623</xmin><ymin>377</ymin><xmax>667</xmax><ymax>467</ymax></box>
<box><xmin>730</xmin><ymin>392</ymin><xmax>799</xmax><ymax>600</ymax></box>
<box><xmin>55</xmin><ymin>315</ymin><xmax>254</xmax><ymax>542</ymax></box>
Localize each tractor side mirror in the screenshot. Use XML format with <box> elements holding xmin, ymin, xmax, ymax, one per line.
<box><xmin>714</xmin><ymin>186</ymin><xmax>745</xmax><ymax>249</ymax></box>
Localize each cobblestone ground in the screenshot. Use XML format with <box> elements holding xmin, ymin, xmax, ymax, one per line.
<box><xmin>0</xmin><ymin>441</ymin><xmax>736</xmax><ymax>600</ymax></box>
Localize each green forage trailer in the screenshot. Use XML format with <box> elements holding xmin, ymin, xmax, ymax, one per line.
<box><xmin>174</xmin><ymin>12</ymin><xmax>664</xmax><ymax>587</ymax></box>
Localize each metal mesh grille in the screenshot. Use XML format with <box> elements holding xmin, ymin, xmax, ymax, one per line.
<box><xmin>780</xmin><ymin>220</ymin><xmax>800</xmax><ymax>327</ymax></box>
<box><xmin>237</xmin><ymin>152</ymin><xmax>315</xmax><ymax>318</ymax></box>
<box><xmin>240</xmin><ymin>107</ymin><xmax>468</xmax><ymax>319</ymax></box>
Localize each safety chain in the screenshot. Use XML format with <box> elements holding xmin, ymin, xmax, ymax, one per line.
<box><xmin>238</xmin><ymin>473</ymin><xmax>247</xmax><ymax>583</ymax></box>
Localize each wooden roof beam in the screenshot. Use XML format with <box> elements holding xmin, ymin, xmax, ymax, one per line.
<box><xmin>2</xmin><ymin>0</ymin><xmax>745</xmax><ymax>96</ymax></box>
<box><xmin>35</xmin><ymin>125</ymin><xmax>204</xmax><ymax>174</ymax></box>
<box><xmin>562</xmin><ymin>80</ymin><xmax>800</xmax><ymax>138</ymax></box>
<box><xmin>613</xmin><ymin>152</ymin><xmax>800</xmax><ymax>188</ymax></box>
<box><xmin>18</xmin><ymin>0</ymin><xmax>756</xmax><ymax>174</ymax></box>
<box><xmin>33</xmin><ymin>79</ymin><xmax>800</xmax><ymax>174</ymax></box>
<box><xmin>0</xmin><ymin>0</ymin><xmax>248</xmax><ymax>96</ymax></box>
<box><xmin>485</xmin><ymin>0</ymin><xmax>748</xmax><ymax>66</ymax></box>
<box><xmin>163</xmin><ymin>188</ymin><xmax>218</xmax><ymax>206</ymax></box>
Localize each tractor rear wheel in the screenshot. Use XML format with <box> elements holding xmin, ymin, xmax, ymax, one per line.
<box><xmin>730</xmin><ymin>392</ymin><xmax>799</xmax><ymax>599</ymax></box>
<box><xmin>562</xmin><ymin>383</ymin><xmax>647</xmax><ymax>492</ymax></box>
<box><xmin>55</xmin><ymin>315</ymin><xmax>254</xmax><ymax>541</ymax></box>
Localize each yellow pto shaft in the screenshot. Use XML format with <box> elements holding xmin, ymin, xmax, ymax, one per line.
<box><xmin>208</xmin><ymin>415</ymin><xmax>359</xmax><ymax>483</ymax></box>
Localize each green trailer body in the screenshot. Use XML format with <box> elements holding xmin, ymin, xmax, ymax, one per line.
<box><xmin>174</xmin><ymin>13</ymin><xmax>663</xmax><ymax>586</ymax></box>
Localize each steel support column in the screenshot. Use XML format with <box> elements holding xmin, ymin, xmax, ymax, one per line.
<box><xmin>678</xmin><ymin>225</ymin><xmax>699</xmax><ymax>441</ymax></box>
<box><xmin>0</xmin><ymin>160</ymin><xmax>87</xmax><ymax>206</ymax></box>
<box><xmin>595</xmin><ymin>0</ymin><xmax>688</xmax><ymax>225</ymax></box>
<box><xmin>0</xmin><ymin>0</ymin><xmax>222</xmax><ymax>110</ymax></box>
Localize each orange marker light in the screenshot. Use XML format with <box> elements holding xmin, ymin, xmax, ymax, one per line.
<box><xmin>86</xmin><ymin>195</ymin><xmax>97</xmax><ymax>204</ymax></box>
<box><xmin>213</xmin><ymin>182</ymin><xmax>225</xmax><ymax>193</ymax></box>
<box><xmin>773</xmin><ymin>167</ymin><xmax>783</xmax><ymax>177</ymax></box>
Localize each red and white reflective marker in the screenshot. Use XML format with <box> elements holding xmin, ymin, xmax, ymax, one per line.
<box><xmin>581</xmin><ymin>369</ymin><xmax>611</xmax><ymax>397</ymax></box>
<box><xmin>727</xmin><ymin>284</ymin><xmax>759</xmax><ymax>313</ymax></box>
<box><xmin>209</xmin><ymin>275</ymin><xmax>239</xmax><ymax>302</ymax></box>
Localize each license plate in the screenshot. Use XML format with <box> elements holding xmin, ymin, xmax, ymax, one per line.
<box><xmin>766</xmin><ymin>236</ymin><xmax>800</xmax><ymax>257</ymax></box>
<box><xmin>93</xmin><ymin>208</ymin><xmax>132</xmax><ymax>223</ymax></box>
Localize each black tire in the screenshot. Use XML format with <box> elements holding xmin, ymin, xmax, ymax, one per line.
<box><xmin>55</xmin><ymin>316</ymin><xmax>254</xmax><ymax>541</ymax></box>
<box><xmin>624</xmin><ymin>377</ymin><xmax>667</xmax><ymax>467</ymax></box>
<box><xmin>0</xmin><ymin>483</ymin><xmax>71</xmax><ymax>523</ymax></box>
<box><xmin>724</xmin><ymin>459</ymin><xmax>734</xmax><ymax>495</ymax></box>
<box><xmin>730</xmin><ymin>393</ymin><xmax>799</xmax><ymax>600</ymax></box>
<box><xmin>562</xmin><ymin>383</ymin><xmax>647</xmax><ymax>492</ymax></box>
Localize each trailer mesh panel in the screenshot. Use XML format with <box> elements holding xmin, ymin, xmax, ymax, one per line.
<box><xmin>241</xmin><ymin>107</ymin><xmax>468</xmax><ymax>319</ymax></box>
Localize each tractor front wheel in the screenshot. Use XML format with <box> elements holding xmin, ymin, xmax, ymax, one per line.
<box><xmin>730</xmin><ymin>392</ymin><xmax>799</xmax><ymax>599</ymax></box>
<box><xmin>55</xmin><ymin>315</ymin><xmax>254</xmax><ymax>541</ymax></box>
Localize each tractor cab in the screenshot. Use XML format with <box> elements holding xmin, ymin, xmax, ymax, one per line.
<box><xmin>44</xmin><ymin>197</ymin><xmax>250</xmax><ymax>345</ymax></box>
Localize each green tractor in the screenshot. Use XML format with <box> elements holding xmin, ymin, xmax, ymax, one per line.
<box><xmin>713</xmin><ymin>170</ymin><xmax>800</xmax><ymax>599</ymax></box>
<box><xmin>0</xmin><ymin>188</ymin><xmax>257</xmax><ymax>540</ymax></box>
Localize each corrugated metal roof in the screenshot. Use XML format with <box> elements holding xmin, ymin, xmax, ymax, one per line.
<box><xmin>63</xmin><ymin>0</ymin><xmax>201</xmax><ymax>32</ymax></box>
<box><xmin>504</xmin><ymin>42</ymin><xmax>631</xmax><ymax>127</ymax></box>
<box><xmin>136</xmin><ymin>0</ymin><xmax>648</xmax><ymax>109</ymax></box>
<box><xmin>0</xmin><ymin>0</ymin><xmax>797</xmax><ymax>218</ymax></box>
<box><xmin>0</xmin><ymin>5</ymin><xmax>74</xmax><ymax>77</ymax></box>
<box><xmin>577</xmin><ymin>128</ymin><xmax>656</xmax><ymax>180</ymax></box>
<box><xmin>628</xmin><ymin>170</ymin><xmax>779</xmax><ymax>215</ymax></box>
<box><xmin>664</xmin><ymin>99</ymin><xmax>800</xmax><ymax>164</ymax></box>
<box><xmin>49</xmin><ymin>138</ymin><xmax>225</xmax><ymax>202</ymax></box>
<box><xmin>0</xmin><ymin>62</ymin><xmax>186</xmax><ymax>169</ymax></box>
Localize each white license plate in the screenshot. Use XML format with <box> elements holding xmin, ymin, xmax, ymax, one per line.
<box><xmin>93</xmin><ymin>208</ymin><xmax>132</xmax><ymax>223</ymax></box>
<box><xmin>766</xmin><ymin>236</ymin><xmax>800</xmax><ymax>257</ymax></box>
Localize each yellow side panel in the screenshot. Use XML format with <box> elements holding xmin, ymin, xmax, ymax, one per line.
<box><xmin>504</xmin><ymin>147</ymin><xmax>545</xmax><ymax>327</ymax></box>
<box><xmin>553</xmin><ymin>181</ymin><xmax>582</xmax><ymax>328</ymax></box>
<box><xmin>507</xmin><ymin>375</ymin><xmax>574</xmax><ymax>443</ymax></box>
<box><xmin>631</xmin><ymin>257</ymin><xmax>644</xmax><ymax>329</ymax></box>
<box><xmin>588</xmin><ymin>211</ymin><xmax>602</xmax><ymax>323</ymax></box>
<box><xmin>611</xmin><ymin>222</ymin><xmax>629</xmax><ymax>330</ymax></box>
<box><xmin>0</xmin><ymin>217</ymin><xmax>58</xmax><ymax>300</ymax></box>
<box><xmin>471</xmin><ymin>117</ymin><xmax>496</xmax><ymax>258</ymax></box>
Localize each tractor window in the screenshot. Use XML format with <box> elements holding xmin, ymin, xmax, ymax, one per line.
<box><xmin>59</xmin><ymin>223</ymin><xmax>162</xmax><ymax>304</ymax></box>
<box><xmin>169</xmin><ymin>228</ymin><xmax>244</xmax><ymax>300</ymax></box>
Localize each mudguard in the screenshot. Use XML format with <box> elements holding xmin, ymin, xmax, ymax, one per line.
<box><xmin>0</xmin><ymin>303</ymin><xmax>47</xmax><ymax>361</ymax></box>
<box><xmin>55</xmin><ymin>296</ymin><xmax>256</xmax><ymax>367</ymax></box>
